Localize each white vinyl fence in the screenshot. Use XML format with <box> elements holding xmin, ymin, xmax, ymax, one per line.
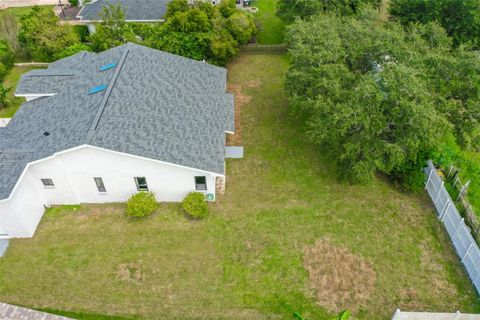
<box><xmin>425</xmin><ymin>160</ymin><xmax>480</xmax><ymax>294</ymax></box>
<box><xmin>392</xmin><ymin>309</ymin><xmax>480</xmax><ymax>320</ymax></box>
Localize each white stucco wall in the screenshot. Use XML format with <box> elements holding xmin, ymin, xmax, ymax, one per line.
<box><xmin>0</xmin><ymin>145</ymin><xmax>220</xmax><ymax>238</ymax></box>
<box><xmin>0</xmin><ymin>171</ymin><xmax>46</xmax><ymax>238</ymax></box>
<box><xmin>30</xmin><ymin>146</ymin><xmax>218</xmax><ymax>204</ymax></box>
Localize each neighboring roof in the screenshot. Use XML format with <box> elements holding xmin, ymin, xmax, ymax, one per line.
<box><xmin>77</xmin><ymin>0</ymin><xmax>171</xmax><ymax>21</ymax></box>
<box><xmin>0</xmin><ymin>43</ymin><xmax>234</xmax><ymax>200</ymax></box>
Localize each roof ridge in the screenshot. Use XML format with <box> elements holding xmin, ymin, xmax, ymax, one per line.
<box><xmin>86</xmin><ymin>48</ymin><xmax>129</xmax><ymax>141</ymax></box>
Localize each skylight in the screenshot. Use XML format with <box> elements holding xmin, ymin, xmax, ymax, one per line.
<box><xmin>88</xmin><ymin>84</ymin><xmax>108</xmax><ymax>95</ymax></box>
<box><xmin>99</xmin><ymin>62</ymin><xmax>117</xmax><ymax>72</ymax></box>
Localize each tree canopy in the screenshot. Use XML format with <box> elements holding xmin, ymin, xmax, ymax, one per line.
<box><xmin>285</xmin><ymin>9</ymin><xmax>480</xmax><ymax>187</ymax></box>
<box><xmin>19</xmin><ymin>6</ymin><xmax>80</xmax><ymax>61</ymax></box>
<box><xmin>389</xmin><ymin>0</ymin><xmax>480</xmax><ymax>48</ymax></box>
<box><xmin>278</xmin><ymin>0</ymin><xmax>382</xmax><ymax>20</ymax></box>
<box><xmin>142</xmin><ymin>0</ymin><xmax>256</xmax><ymax>66</ymax></box>
<box><xmin>89</xmin><ymin>3</ymin><xmax>136</xmax><ymax>52</ymax></box>
<box><xmin>89</xmin><ymin>0</ymin><xmax>255</xmax><ymax>66</ymax></box>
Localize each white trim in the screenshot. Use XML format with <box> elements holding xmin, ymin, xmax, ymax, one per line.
<box><xmin>0</xmin><ymin>144</ymin><xmax>224</xmax><ymax>203</ymax></box>
<box><xmin>76</xmin><ymin>3</ymin><xmax>86</xmax><ymax>19</ymax></box>
<box><xmin>14</xmin><ymin>93</ymin><xmax>57</xmax><ymax>98</ymax></box>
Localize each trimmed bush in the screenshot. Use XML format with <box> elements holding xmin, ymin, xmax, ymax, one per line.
<box><xmin>126</xmin><ymin>192</ymin><xmax>157</xmax><ymax>218</ymax></box>
<box><xmin>182</xmin><ymin>192</ymin><xmax>208</xmax><ymax>219</ymax></box>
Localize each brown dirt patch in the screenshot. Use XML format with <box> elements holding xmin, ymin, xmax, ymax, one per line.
<box><xmin>245</xmin><ymin>79</ymin><xmax>261</xmax><ymax>88</ymax></box>
<box><xmin>117</xmin><ymin>263</ymin><xmax>144</xmax><ymax>283</ymax></box>
<box><xmin>226</xmin><ymin>79</ymin><xmax>261</xmax><ymax>146</ymax></box>
<box><xmin>303</xmin><ymin>239</ymin><xmax>376</xmax><ymax>313</ymax></box>
<box><xmin>398</xmin><ymin>287</ymin><xmax>421</xmax><ymax>310</ymax></box>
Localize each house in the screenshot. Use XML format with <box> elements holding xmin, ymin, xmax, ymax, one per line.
<box><xmin>0</xmin><ymin>43</ymin><xmax>234</xmax><ymax>239</ymax></box>
<box><xmin>77</xmin><ymin>0</ymin><xmax>171</xmax><ymax>33</ymax></box>
<box><xmin>76</xmin><ymin>0</ymin><xmax>222</xmax><ymax>33</ymax></box>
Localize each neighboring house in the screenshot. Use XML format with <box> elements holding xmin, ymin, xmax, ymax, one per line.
<box><xmin>76</xmin><ymin>0</ymin><xmax>222</xmax><ymax>33</ymax></box>
<box><xmin>77</xmin><ymin>0</ymin><xmax>171</xmax><ymax>33</ymax></box>
<box><xmin>0</xmin><ymin>43</ymin><xmax>234</xmax><ymax>239</ymax></box>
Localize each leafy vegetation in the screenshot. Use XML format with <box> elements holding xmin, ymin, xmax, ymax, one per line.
<box><xmin>125</xmin><ymin>192</ymin><xmax>157</xmax><ymax>218</ymax></box>
<box><xmin>0</xmin><ymin>55</ymin><xmax>478</xmax><ymax>319</ymax></box>
<box><xmin>0</xmin><ymin>84</ymin><xmax>10</xmax><ymax>109</ymax></box>
<box><xmin>0</xmin><ymin>66</ymin><xmax>43</xmax><ymax>117</ymax></box>
<box><xmin>278</xmin><ymin>0</ymin><xmax>382</xmax><ymax>20</ymax></box>
<box><xmin>285</xmin><ymin>9</ymin><xmax>480</xmax><ymax>189</ymax></box>
<box><xmin>141</xmin><ymin>0</ymin><xmax>256</xmax><ymax>65</ymax></box>
<box><xmin>89</xmin><ymin>3</ymin><xmax>136</xmax><ymax>52</ymax></box>
<box><xmin>88</xmin><ymin>0</ymin><xmax>256</xmax><ymax>65</ymax></box>
<box><xmin>0</xmin><ymin>40</ymin><xmax>14</xmax><ymax>80</ymax></box>
<box><xmin>68</xmin><ymin>0</ymin><xmax>79</xmax><ymax>6</ymax></box>
<box><xmin>389</xmin><ymin>0</ymin><xmax>480</xmax><ymax>48</ymax></box>
<box><xmin>181</xmin><ymin>192</ymin><xmax>208</xmax><ymax>219</ymax></box>
<box><xmin>18</xmin><ymin>6</ymin><xmax>80</xmax><ymax>61</ymax></box>
<box><xmin>55</xmin><ymin>43</ymin><xmax>92</xmax><ymax>60</ymax></box>
<box><xmin>0</xmin><ymin>14</ymin><xmax>22</xmax><ymax>57</ymax></box>
<box><xmin>0</xmin><ymin>41</ymin><xmax>16</xmax><ymax>111</ymax></box>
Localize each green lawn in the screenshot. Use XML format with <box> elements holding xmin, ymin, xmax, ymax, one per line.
<box><xmin>0</xmin><ymin>66</ymin><xmax>42</xmax><ymax>118</ymax></box>
<box><xmin>0</xmin><ymin>5</ymin><xmax>55</xmax><ymax>19</ymax></box>
<box><xmin>0</xmin><ymin>54</ymin><xmax>479</xmax><ymax>320</ymax></box>
<box><xmin>252</xmin><ymin>0</ymin><xmax>285</xmax><ymax>44</ymax></box>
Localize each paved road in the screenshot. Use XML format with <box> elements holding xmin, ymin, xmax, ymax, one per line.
<box><xmin>0</xmin><ymin>0</ymin><xmax>59</xmax><ymax>9</ymax></box>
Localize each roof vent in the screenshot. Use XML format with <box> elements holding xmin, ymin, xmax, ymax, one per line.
<box><xmin>99</xmin><ymin>62</ymin><xmax>117</xmax><ymax>72</ymax></box>
<box><xmin>88</xmin><ymin>84</ymin><xmax>108</xmax><ymax>95</ymax></box>
<box><xmin>43</xmin><ymin>131</ymin><xmax>50</xmax><ymax>136</ymax></box>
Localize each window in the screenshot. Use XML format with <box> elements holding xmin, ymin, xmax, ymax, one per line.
<box><xmin>135</xmin><ymin>177</ymin><xmax>149</xmax><ymax>191</ymax></box>
<box><xmin>41</xmin><ymin>178</ymin><xmax>54</xmax><ymax>187</ymax></box>
<box><xmin>94</xmin><ymin>177</ymin><xmax>106</xmax><ymax>193</ymax></box>
<box><xmin>195</xmin><ymin>176</ymin><xmax>207</xmax><ymax>191</ymax></box>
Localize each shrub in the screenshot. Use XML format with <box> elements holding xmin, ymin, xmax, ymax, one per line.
<box><xmin>19</xmin><ymin>6</ymin><xmax>80</xmax><ymax>61</ymax></box>
<box><xmin>0</xmin><ymin>63</ymin><xmax>7</xmax><ymax>82</ymax></box>
<box><xmin>126</xmin><ymin>192</ymin><xmax>157</xmax><ymax>218</ymax></box>
<box><xmin>73</xmin><ymin>25</ymin><xmax>90</xmax><ymax>42</ymax></box>
<box><xmin>0</xmin><ymin>84</ymin><xmax>11</xmax><ymax>109</ymax></box>
<box><xmin>54</xmin><ymin>43</ymin><xmax>92</xmax><ymax>60</ymax></box>
<box><xmin>68</xmin><ymin>0</ymin><xmax>79</xmax><ymax>6</ymax></box>
<box><xmin>0</xmin><ymin>41</ymin><xmax>14</xmax><ymax>69</ymax></box>
<box><xmin>182</xmin><ymin>192</ymin><xmax>208</xmax><ymax>219</ymax></box>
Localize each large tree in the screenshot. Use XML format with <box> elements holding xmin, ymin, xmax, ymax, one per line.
<box><xmin>89</xmin><ymin>3</ymin><xmax>136</xmax><ymax>52</ymax></box>
<box><xmin>284</xmin><ymin>10</ymin><xmax>476</xmax><ymax>186</ymax></box>
<box><xmin>278</xmin><ymin>0</ymin><xmax>382</xmax><ymax>20</ymax></box>
<box><xmin>143</xmin><ymin>0</ymin><xmax>255</xmax><ymax>65</ymax></box>
<box><xmin>19</xmin><ymin>6</ymin><xmax>80</xmax><ymax>61</ymax></box>
<box><xmin>390</xmin><ymin>0</ymin><xmax>480</xmax><ymax>48</ymax></box>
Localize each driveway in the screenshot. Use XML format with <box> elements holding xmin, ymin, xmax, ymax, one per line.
<box><xmin>0</xmin><ymin>0</ymin><xmax>59</xmax><ymax>9</ymax></box>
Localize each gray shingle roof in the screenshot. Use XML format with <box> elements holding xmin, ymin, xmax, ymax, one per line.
<box><xmin>77</xmin><ymin>0</ymin><xmax>171</xmax><ymax>21</ymax></box>
<box><xmin>0</xmin><ymin>43</ymin><xmax>234</xmax><ymax>200</ymax></box>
